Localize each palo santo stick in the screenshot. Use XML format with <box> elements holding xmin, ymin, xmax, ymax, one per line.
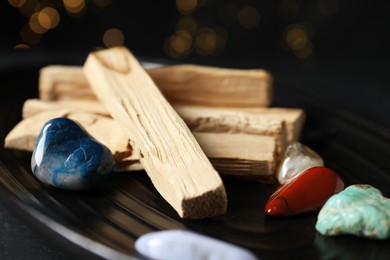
<box><xmin>22</xmin><ymin>99</ymin><xmax>287</xmax><ymax>157</ymax></box>
<box><xmin>39</xmin><ymin>66</ymin><xmax>95</xmax><ymax>100</ymax></box>
<box><xmin>194</xmin><ymin>132</ymin><xmax>277</xmax><ymax>183</ymax></box>
<box><xmin>24</xmin><ymin>99</ymin><xmax>303</xmax><ymax>143</ymax></box>
<box><xmin>83</xmin><ymin>47</ymin><xmax>227</xmax><ymax>219</ymax></box>
<box><xmin>233</xmin><ymin>107</ymin><xmax>305</xmax><ymax>142</ymax></box>
<box><xmin>174</xmin><ymin>105</ymin><xmax>287</xmax><ymax>157</ymax></box>
<box><xmin>22</xmin><ymin>99</ymin><xmax>109</xmax><ymax>118</ymax></box>
<box><xmin>147</xmin><ymin>65</ymin><xmax>272</xmax><ymax>107</ymax></box>
<box><xmin>39</xmin><ymin>64</ymin><xmax>272</xmax><ymax>107</ymax></box>
<box><xmin>5</xmin><ymin>110</ymin><xmax>278</xmax><ymax>181</ymax></box>
<box><xmin>23</xmin><ymin>99</ymin><xmax>300</xmax><ymax>144</ymax></box>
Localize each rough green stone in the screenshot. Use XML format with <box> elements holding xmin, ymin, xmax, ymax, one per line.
<box><xmin>316</xmin><ymin>184</ymin><xmax>390</xmax><ymax>240</ymax></box>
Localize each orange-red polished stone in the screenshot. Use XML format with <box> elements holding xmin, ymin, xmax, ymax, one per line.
<box><xmin>265</xmin><ymin>166</ymin><xmax>345</xmax><ymax>216</ymax></box>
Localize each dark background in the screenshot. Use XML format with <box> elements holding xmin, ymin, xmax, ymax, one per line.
<box><xmin>1</xmin><ymin>0</ymin><xmax>389</xmax><ymax>60</ymax></box>
<box><xmin>0</xmin><ymin>1</ymin><xmax>390</xmax><ymax>259</ymax></box>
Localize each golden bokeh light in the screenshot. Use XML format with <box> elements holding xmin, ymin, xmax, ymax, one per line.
<box><xmin>14</xmin><ymin>43</ymin><xmax>31</xmax><ymax>49</ymax></box>
<box><xmin>164</xmin><ymin>30</ymin><xmax>193</xmax><ymax>58</ymax></box>
<box><xmin>176</xmin><ymin>0</ymin><xmax>198</xmax><ymax>15</ymax></box>
<box><xmin>284</xmin><ymin>24</ymin><xmax>308</xmax><ymax>50</ymax></box>
<box><xmin>283</xmin><ymin>24</ymin><xmax>313</xmax><ymax>58</ymax></box>
<box><xmin>63</xmin><ymin>0</ymin><xmax>85</xmax><ymax>14</ymax></box>
<box><xmin>195</xmin><ymin>27</ymin><xmax>217</xmax><ymax>55</ymax></box>
<box><xmin>165</xmin><ymin>25</ymin><xmax>227</xmax><ymax>58</ymax></box>
<box><xmin>176</xmin><ymin>16</ymin><xmax>198</xmax><ymax>36</ymax></box>
<box><xmin>37</xmin><ymin>11</ymin><xmax>52</xmax><ymax>29</ymax></box>
<box><xmin>93</xmin><ymin>0</ymin><xmax>112</xmax><ymax>8</ymax></box>
<box><xmin>8</xmin><ymin>0</ymin><xmax>26</xmax><ymax>8</ymax></box>
<box><xmin>238</xmin><ymin>6</ymin><xmax>261</xmax><ymax>29</ymax></box>
<box><xmin>8</xmin><ymin>0</ymin><xmax>123</xmax><ymax>48</ymax></box>
<box><xmin>103</xmin><ymin>28</ymin><xmax>125</xmax><ymax>48</ymax></box>
<box><xmin>172</xmin><ymin>31</ymin><xmax>192</xmax><ymax>54</ymax></box>
<box><xmin>29</xmin><ymin>12</ymin><xmax>48</xmax><ymax>34</ymax></box>
<box><xmin>8</xmin><ymin>1</ymin><xmax>307</xmax><ymax>59</ymax></box>
<box><xmin>38</xmin><ymin>7</ymin><xmax>60</xmax><ymax>29</ymax></box>
<box><xmin>213</xmin><ymin>26</ymin><xmax>228</xmax><ymax>54</ymax></box>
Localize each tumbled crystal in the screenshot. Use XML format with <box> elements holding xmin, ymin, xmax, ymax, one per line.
<box><xmin>276</xmin><ymin>142</ymin><xmax>324</xmax><ymax>184</ymax></box>
<box><xmin>265</xmin><ymin>166</ymin><xmax>345</xmax><ymax>216</ymax></box>
<box><xmin>135</xmin><ymin>230</ymin><xmax>257</xmax><ymax>260</ymax></box>
<box><xmin>31</xmin><ymin>117</ymin><xmax>115</xmax><ymax>190</ymax></box>
<box><xmin>316</xmin><ymin>184</ymin><xmax>390</xmax><ymax>239</ymax></box>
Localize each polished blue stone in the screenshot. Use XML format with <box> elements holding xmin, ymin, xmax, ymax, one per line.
<box><xmin>31</xmin><ymin>117</ymin><xmax>115</xmax><ymax>190</ymax></box>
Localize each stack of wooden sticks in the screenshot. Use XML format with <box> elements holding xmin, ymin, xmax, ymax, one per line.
<box><xmin>5</xmin><ymin>47</ymin><xmax>305</xmax><ymax>218</ymax></box>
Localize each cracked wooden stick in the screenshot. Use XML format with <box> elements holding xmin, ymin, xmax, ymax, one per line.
<box><xmin>23</xmin><ymin>99</ymin><xmax>305</xmax><ymax>144</ymax></box>
<box><xmin>39</xmin><ymin>64</ymin><xmax>272</xmax><ymax>107</ymax></box>
<box><xmin>22</xmin><ymin>99</ymin><xmax>289</xmax><ymax>157</ymax></box>
<box><xmin>83</xmin><ymin>47</ymin><xmax>227</xmax><ymax>219</ymax></box>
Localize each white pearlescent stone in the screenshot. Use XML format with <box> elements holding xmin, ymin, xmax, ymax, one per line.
<box><xmin>276</xmin><ymin>142</ymin><xmax>324</xmax><ymax>184</ymax></box>
<box><xmin>135</xmin><ymin>230</ymin><xmax>257</xmax><ymax>260</ymax></box>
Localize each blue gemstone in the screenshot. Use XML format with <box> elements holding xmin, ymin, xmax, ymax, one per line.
<box><xmin>31</xmin><ymin>117</ymin><xmax>115</xmax><ymax>190</ymax></box>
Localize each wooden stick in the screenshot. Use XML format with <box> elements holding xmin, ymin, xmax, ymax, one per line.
<box><xmin>39</xmin><ymin>64</ymin><xmax>272</xmax><ymax>107</ymax></box>
<box><xmin>22</xmin><ymin>99</ymin><xmax>288</xmax><ymax>157</ymax></box>
<box><xmin>234</xmin><ymin>107</ymin><xmax>305</xmax><ymax>142</ymax></box>
<box><xmin>5</xmin><ymin>109</ymin><xmax>278</xmax><ymax>182</ymax></box>
<box><xmin>83</xmin><ymin>47</ymin><xmax>227</xmax><ymax>219</ymax></box>
<box><xmin>174</xmin><ymin>105</ymin><xmax>287</xmax><ymax>157</ymax></box>
<box><xmin>148</xmin><ymin>65</ymin><xmax>272</xmax><ymax>107</ymax></box>
<box><xmin>24</xmin><ymin>99</ymin><xmax>304</xmax><ymax>143</ymax></box>
<box><xmin>194</xmin><ymin>132</ymin><xmax>277</xmax><ymax>183</ymax></box>
<box><xmin>22</xmin><ymin>99</ymin><xmax>109</xmax><ymax>118</ymax></box>
<box><xmin>39</xmin><ymin>66</ymin><xmax>95</xmax><ymax>101</ymax></box>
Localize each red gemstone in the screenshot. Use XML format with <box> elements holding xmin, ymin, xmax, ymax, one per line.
<box><xmin>265</xmin><ymin>166</ymin><xmax>345</xmax><ymax>216</ymax></box>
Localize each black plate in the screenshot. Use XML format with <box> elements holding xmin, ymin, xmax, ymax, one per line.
<box><xmin>1</xmin><ymin>59</ymin><xmax>390</xmax><ymax>260</ymax></box>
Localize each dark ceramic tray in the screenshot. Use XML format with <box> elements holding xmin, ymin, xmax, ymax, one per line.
<box><xmin>1</xmin><ymin>60</ymin><xmax>390</xmax><ymax>260</ymax></box>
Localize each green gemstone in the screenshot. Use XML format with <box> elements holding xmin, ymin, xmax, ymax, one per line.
<box><xmin>316</xmin><ymin>184</ymin><xmax>390</xmax><ymax>240</ymax></box>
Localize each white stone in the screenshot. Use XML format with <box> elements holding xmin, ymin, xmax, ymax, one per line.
<box><xmin>135</xmin><ymin>230</ymin><xmax>257</xmax><ymax>260</ymax></box>
<box><xmin>276</xmin><ymin>142</ymin><xmax>324</xmax><ymax>184</ymax></box>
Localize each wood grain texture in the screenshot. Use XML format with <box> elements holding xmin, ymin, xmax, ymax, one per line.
<box><xmin>24</xmin><ymin>99</ymin><xmax>304</xmax><ymax>144</ymax></box>
<box><xmin>83</xmin><ymin>47</ymin><xmax>227</xmax><ymax>219</ymax></box>
<box><xmin>147</xmin><ymin>64</ymin><xmax>272</xmax><ymax>107</ymax></box>
<box><xmin>39</xmin><ymin>64</ymin><xmax>272</xmax><ymax>107</ymax></box>
<box><xmin>235</xmin><ymin>107</ymin><xmax>305</xmax><ymax>142</ymax></box>
<box><xmin>22</xmin><ymin>99</ymin><xmax>288</xmax><ymax>158</ymax></box>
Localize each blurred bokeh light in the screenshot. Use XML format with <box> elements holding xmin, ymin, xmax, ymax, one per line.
<box><xmin>1</xmin><ymin>0</ymin><xmax>388</xmax><ymax>61</ymax></box>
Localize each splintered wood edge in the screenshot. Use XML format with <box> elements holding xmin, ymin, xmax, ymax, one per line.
<box><xmin>83</xmin><ymin>47</ymin><xmax>227</xmax><ymax>218</ymax></box>
<box><xmin>181</xmin><ymin>185</ymin><xmax>228</xmax><ymax>219</ymax></box>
